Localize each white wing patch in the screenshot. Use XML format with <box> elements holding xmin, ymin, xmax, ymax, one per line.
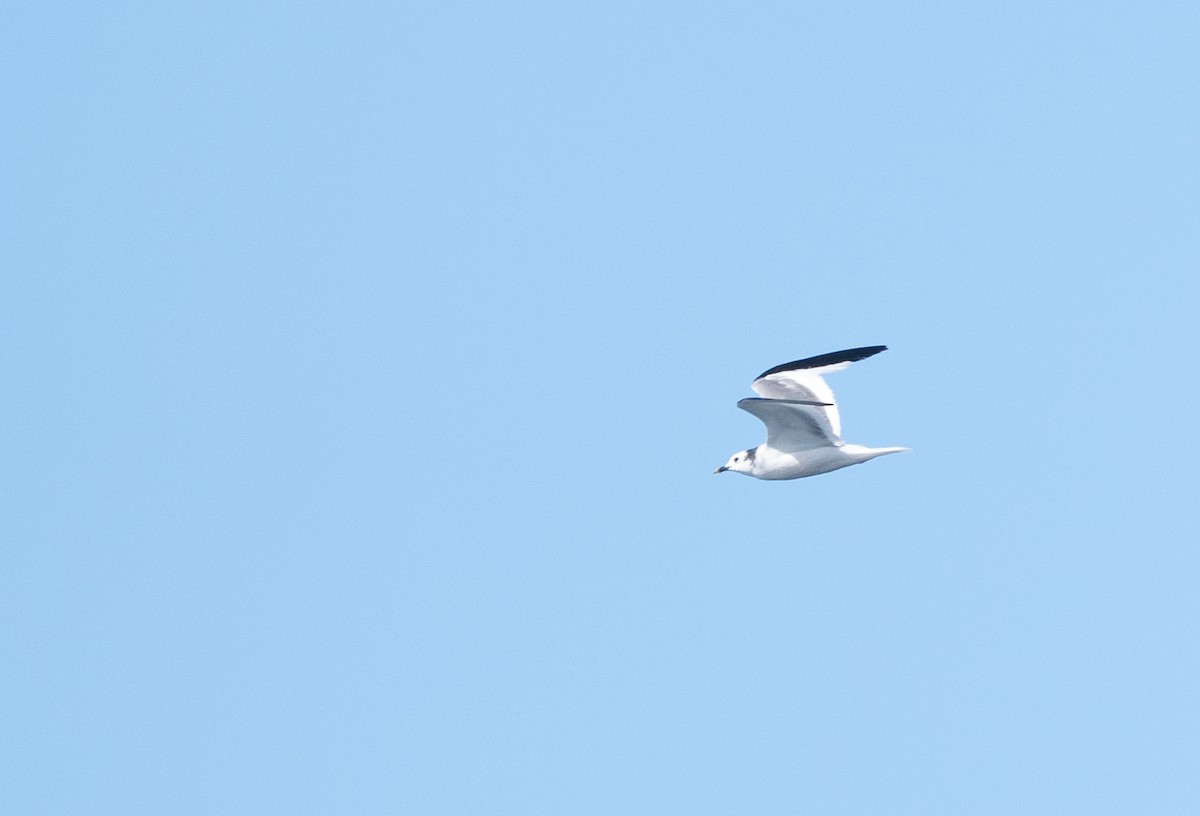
<box><xmin>748</xmin><ymin>347</ymin><xmax>886</xmax><ymax>439</ymax></box>
<box><xmin>751</xmin><ymin>365</ymin><xmax>847</xmax><ymax>438</ymax></box>
<box><xmin>737</xmin><ymin>399</ymin><xmax>839</xmax><ymax>452</ymax></box>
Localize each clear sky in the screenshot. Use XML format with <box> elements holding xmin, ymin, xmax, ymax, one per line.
<box><xmin>4</xmin><ymin>1</ymin><xmax>1199</xmax><ymax>814</ymax></box>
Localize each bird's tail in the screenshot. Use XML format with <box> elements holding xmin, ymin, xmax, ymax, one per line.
<box><xmin>842</xmin><ymin>444</ymin><xmax>911</xmax><ymax>460</ymax></box>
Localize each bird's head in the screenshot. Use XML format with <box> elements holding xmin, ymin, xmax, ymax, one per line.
<box><xmin>714</xmin><ymin>448</ymin><xmax>756</xmax><ymax>475</ymax></box>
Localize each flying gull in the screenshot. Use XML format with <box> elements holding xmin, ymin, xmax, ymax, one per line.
<box><xmin>716</xmin><ymin>346</ymin><xmax>909</xmax><ymax>480</ymax></box>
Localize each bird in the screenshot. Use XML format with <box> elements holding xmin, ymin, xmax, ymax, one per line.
<box><xmin>715</xmin><ymin>346</ymin><xmax>909</xmax><ymax>480</ymax></box>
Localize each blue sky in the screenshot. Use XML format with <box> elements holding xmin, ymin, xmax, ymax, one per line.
<box><xmin>4</xmin><ymin>1</ymin><xmax>1199</xmax><ymax>813</ymax></box>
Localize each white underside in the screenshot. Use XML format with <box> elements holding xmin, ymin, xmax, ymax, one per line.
<box><xmin>749</xmin><ymin>443</ymin><xmax>910</xmax><ymax>480</ymax></box>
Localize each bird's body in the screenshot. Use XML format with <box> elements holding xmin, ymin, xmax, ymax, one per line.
<box><xmin>716</xmin><ymin>346</ymin><xmax>908</xmax><ymax>481</ymax></box>
<box><xmin>734</xmin><ymin>439</ymin><xmax>904</xmax><ymax>480</ymax></box>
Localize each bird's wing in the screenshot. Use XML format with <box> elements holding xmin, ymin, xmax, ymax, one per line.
<box><xmin>750</xmin><ymin>346</ymin><xmax>886</xmax><ymax>438</ymax></box>
<box><xmin>737</xmin><ymin>398</ymin><xmax>840</xmax><ymax>451</ymax></box>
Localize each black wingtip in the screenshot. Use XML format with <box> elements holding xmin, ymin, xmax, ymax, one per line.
<box><xmin>755</xmin><ymin>345</ymin><xmax>888</xmax><ymax>380</ymax></box>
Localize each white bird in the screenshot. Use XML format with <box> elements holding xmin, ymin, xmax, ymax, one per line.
<box><xmin>716</xmin><ymin>346</ymin><xmax>909</xmax><ymax>480</ymax></box>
